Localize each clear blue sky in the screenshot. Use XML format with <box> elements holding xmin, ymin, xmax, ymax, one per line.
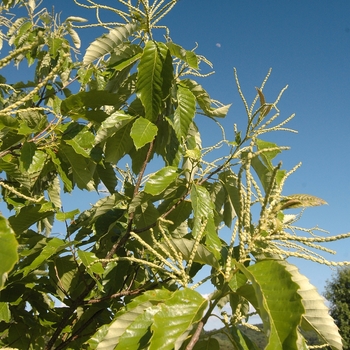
<box><xmin>168</xmin><ymin>0</ymin><xmax>350</xmax><ymax>291</ymax></box>
<box><xmin>4</xmin><ymin>0</ymin><xmax>350</xmax><ymax>315</ymax></box>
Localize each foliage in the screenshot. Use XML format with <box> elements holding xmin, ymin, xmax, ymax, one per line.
<box><xmin>0</xmin><ymin>0</ymin><xmax>349</xmax><ymax>349</ymax></box>
<box><xmin>324</xmin><ymin>267</ymin><xmax>350</xmax><ymax>350</ymax></box>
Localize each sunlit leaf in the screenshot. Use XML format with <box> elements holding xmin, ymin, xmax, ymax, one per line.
<box><xmin>149</xmin><ymin>289</ymin><xmax>208</xmax><ymax>350</ymax></box>
<box><xmin>83</xmin><ymin>23</ymin><xmax>139</xmax><ymax>65</ymax></box>
<box><xmin>0</xmin><ymin>302</ymin><xmax>11</xmax><ymax>322</ymax></box>
<box><xmin>0</xmin><ymin>216</ymin><xmax>18</xmax><ymax>289</ymax></box>
<box><xmin>238</xmin><ymin>260</ymin><xmax>304</xmax><ymax>349</ymax></box>
<box><xmin>136</xmin><ymin>40</ymin><xmax>163</xmax><ymax>121</ymax></box>
<box><xmin>144</xmin><ymin>166</ymin><xmax>179</xmax><ymax>195</ymax></box>
<box><xmin>282</xmin><ymin>261</ymin><xmax>342</xmax><ymax>350</ymax></box>
<box><xmin>171</xmin><ymin>84</ymin><xmax>196</xmax><ymax>140</ymax></box>
<box><xmin>130</xmin><ymin>117</ymin><xmax>158</xmax><ymax>150</ymax></box>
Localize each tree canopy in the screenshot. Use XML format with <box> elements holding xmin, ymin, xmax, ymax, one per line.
<box><xmin>0</xmin><ymin>0</ymin><xmax>349</xmax><ymax>349</ymax></box>
<box><xmin>324</xmin><ymin>267</ymin><xmax>350</xmax><ymax>350</ymax></box>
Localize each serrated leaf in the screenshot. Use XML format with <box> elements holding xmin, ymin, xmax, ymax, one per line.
<box><xmin>191</xmin><ymin>184</ymin><xmax>213</xmax><ymax>219</ymax></box>
<box><xmin>130</xmin><ymin>117</ymin><xmax>158</xmax><ymax>150</ymax></box>
<box><xmin>144</xmin><ymin>166</ymin><xmax>179</xmax><ymax>195</ymax></box>
<box><xmin>46</xmin><ymin>149</ymin><xmax>73</xmax><ymax>192</ymax></box>
<box><xmin>149</xmin><ymin>288</ymin><xmax>208</xmax><ymax>350</ymax></box>
<box><xmin>0</xmin><ymin>216</ymin><xmax>18</xmax><ymax>289</ymax></box>
<box><xmin>97</xmin><ymin>289</ymin><xmax>175</xmax><ymax>350</ymax></box>
<box><xmin>279</xmin><ymin>194</ymin><xmax>327</xmax><ymax>210</ymax></box>
<box><xmin>282</xmin><ymin>261</ymin><xmax>342</xmax><ymax>350</ymax></box>
<box><xmin>47</xmin><ymin>175</ymin><xmax>61</xmax><ymax>208</ymax></box>
<box><xmin>238</xmin><ymin>260</ymin><xmax>304</xmax><ymax>349</ymax></box>
<box><xmin>136</xmin><ymin>40</ymin><xmax>163</xmax><ymax>121</ymax></box>
<box><xmin>84</xmin><ymin>23</ymin><xmax>138</xmax><ymax>65</ymax></box>
<box><xmin>95</xmin><ymin>111</ymin><xmax>135</xmax><ymax>145</ymax></box>
<box><xmin>172</xmin><ymin>84</ymin><xmax>196</xmax><ymax>140</ymax></box>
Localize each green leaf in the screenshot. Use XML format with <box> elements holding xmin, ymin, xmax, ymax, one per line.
<box><xmin>250</xmin><ymin>154</ymin><xmax>285</xmax><ymax>192</ymax></box>
<box><xmin>78</xmin><ymin>250</ymin><xmax>104</xmax><ymax>275</ymax></box>
<box><xmin>97</xmin><ymin>289</ymin><xmax>174</xmax><ymax>349</ymax></box>
<box><xmin>22</xmin><ymin>237</ymin><xmax>67</xmax><ymax>276</ymax></box>
<box><xmin>190</xmin><ymin>184</ymin><xmax>212</xmax><ymax>234</ymax></box>
<box><xmin>63</xmin><ymin>125</ymin><xmax>95</xmax><ymax>158</ymax></box>
<box><xmin>256</xmin><ymin>139</ymin><xmax>281</xmax><ymax>171</ymax></box>
<box><xmin>149</xmin><ymin>289</ymin><xmax>208</xmax><ymax>350</ymax></box>
<box><xmin>137</xmin><ymin>40</ymin><xmax>163</xmax><ymax>121</ymax></box>
<box><xmin>95</xmin><ymin>111</ymin><xmax>135</xmax><ymax>145</ymax></box>
<box><xmin>191</xmin><ymin>184</ymin><xmax>213</xmax><ymax>220</ymax></box>
<box><xmin>230</xmin><ymin>326</ymin><xmax>260</xmax><ymax>350</ymax></box>
<box><xmin>46</xmin><ymin>149</ymin><xmax>73</xmax><ymax>192</ymax></box>
<box><xmin>20</xmin><ymin>141</ymin><xmax>37</xmax><ymax>171</ymax></box>
<box><xmin>219</xmin><ymin>170</ymin><xmax>240</xmax><ymax>226</ymax></box>
<box><xmin>171</xmin><ymin>84</ymin><xmax>196</xmax><ymax>140</ymax></box>
<box><xmin>47</xmin><ymin>176</ymin><xmax>62</xmax><ymax>208</ymax></box>
<box><xmin>237</xmin><ymin>260</ymin><xmax>304</xmax><ymax>349</ymax></box>
<box><xmin>56</xmin><ymin>209</ymin><xmax>80</xmax><ymax>222</ymax></box>
<box><xmin>8</xmin><ymin>204</ymin><xmax>54</xmax><ymax>235</ymax></box>
<box><xmin>0</xmin><ymin>216</ymin><xmax>18</xmax><ymax>289</ymax></box>
<box><xmin>105</xmin><ymin>123</ymin><xmax>134</xmax><ymax>163</ymax></box>
<box><xmin>83</xmin><ymin>23</ymin><xmax>139</xmax><ymax>65</ymax></box>
<box><xmin>192</xmin><ymin>337</ymin><xmax>220</xmax><ymax>350</ymax></box>
<box><xmin>96</xmin><ymin>163</ymin><xmax>117</xmax><ymax>193</ymax></box>
<box><xmin>144</xmin><ymin>166</ymin><xmax>179</xmax><ymax>195</ymax></box>
<box><xmin>0</xmin><ymin>302</ymin><xmax>11</xmax><ymax>322</ymax></box>
<box><xmin>61</xmin><ymin>91</ymin><xmax>122</xmax><ymax>119</ymax></box>
<box><xmin>130</xmin><ymin>117</ymin><xmax>158</xmax><ymax>150</ymax></box>
<box><xmin>182</xmin><ymin>79</ymin><xmax>231</xmax><ymax>118</ymax></box>
<box><xmin>160</xmin><ymin>238</ymin><xmax>220</xmax><ymax>269</ymax></box>
<box><xmin>282</xmin><ymin>261</ymin><xmax>343</xmax><ymax>350</ymax></box>
<box><xmin>59</xmin><ymin>144</ymin><xmax>96</xmax><ymax>190</ymax></box>
<box><xmin>166</xmin><ymin>42</ymin><xmax>198</xmax><ymax>69</ymax></box>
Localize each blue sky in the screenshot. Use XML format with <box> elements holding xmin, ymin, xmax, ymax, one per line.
<box><xmin>3</xmin><ymin>0</ymin><xmax>350</xmax><ymax>325</ymax></box>
<box><xmin>166</xmin><ymin>0</ymin><xmax>350</xmax><ymax>290</ymax></box>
